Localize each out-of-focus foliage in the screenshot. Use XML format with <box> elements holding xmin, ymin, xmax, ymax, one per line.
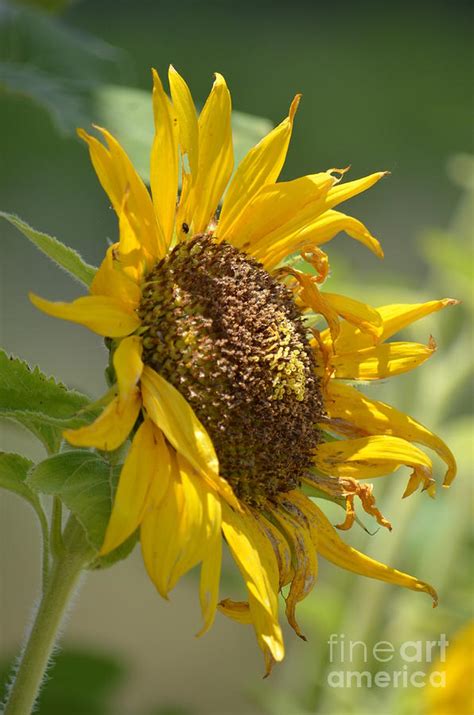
<box><xmin>0</xmin><ymin>649</ymin><xmax>124</xmax><ymax>714</ymax></box>
<box><xmin>0</xmin><ymin>2</ymin><xmax>273</xmax><ymax>179</ymax></box>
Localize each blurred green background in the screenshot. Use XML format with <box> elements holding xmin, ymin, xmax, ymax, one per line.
<box><xmin>1</xmin><ymin>0</ymin><xmax>472</xmax><ymax>713</ymax></box>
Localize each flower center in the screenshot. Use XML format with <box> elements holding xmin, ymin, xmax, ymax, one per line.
<box><xmin>138</xmin><ymin>235</ymin><xmax>323</xmax><ymax>507</ymax></box>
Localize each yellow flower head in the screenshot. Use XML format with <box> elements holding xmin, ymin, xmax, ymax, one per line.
<box><xmin>30</xmin><ymin>67</ymin><xmax>458</xmax><ymax>675</ymax></box>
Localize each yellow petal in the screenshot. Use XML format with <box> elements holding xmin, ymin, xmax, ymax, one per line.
<box><xmin>29</xmin><ymin>293</ymin><xmax>141</xmax><ymax>338</ymax></box>
<box><xmin>140</xmin><ymin>367</ymin><xmax>239</xmax><ymax>508</ymax></box>
<box><xmin>78</xmin><ymin>127</ymin><xmax>164</xmax><ymax>259</ymax></box>
<box><xmin>168</xmin><ymin>65</ymin><xmax>199</xmax><ymax>178</ymax></box>
<box><xmin>188</xmin><ymin>73</ymin><xmax>233</xmax><ymax>234</ymax></box>
<box><xmin>271</xmin><ymin>494</ymin><xmax>319</xmax><ymax>640</ymax></box>
<box><xmin>221</xmin><ymin>502</ymin><xmax>284</xmax><ymax>668</ymax></box>
<box><xmin>140</xmin><ymin>452</ymin><xmax>221</xmax><ymax>598</ymax></box>
<box><xmin>309</xmin><ymin>499</ymin><xmax>437</xmax><ymax>604</ymax></box>
<box><xmin>113</xmin><ymin>335</ymin><xmax>144</xmax><ymax>399</ymax></box>
<box><xmin>293</xmin><ymin>272</ymin><xmax>341</xmax><ymax>343</ymax></box>
<box><xmin>226</xmin><ymin>172</ymin><xmax>335</xmax><ymax>252</ymax></box>
<box><xmin>323</xmin><ymin>171</ymin><xmax>388</xmax><ymax>211</ymax></box>
<box><xmin>91</xmin><ymin>244</ymin><xmax>141</xmax><ymax>308</ymax></box>
<box><xmin>326</xmin><ymin>298</ymin><xmax>458</xmax><ymax>353</ymax></box>
<box><xmin>150</xmin><ymin>69</ymin><xmax>179</xmax><ymax>248</ymax></box>
<box><xmin>323</xmin><ymin>340</ymin><xmax>436</xmax><ymax>380</ymax></box>
<box><xmin>63</xmin><ymin>389</ymin><xmax>141</xmax><ymax>450</ymax></box>
<box><xmin>323</xmin><ymin>293</ymin><xmax>383</xmax><ymax>342</ymax></box>
<box><xmin>141</xmin><ymin>365</ymin><xmax>216</xmax><ymax>471</ymax></box>
<box><xmin>198</xmin><ymin>532</ymin><xmax>222</xmax><ymax>636</ymax></box>
<box><xmin>100</xmin><ymin>419</ymin><xmax>170</xmax><ymax>555</ymax></box>
<box><xmin>252</xmin><ymin>512</ymin><xmax>293</xmax><ymax>589</ymax></box>
<box><xmin>314</xmin><ymin>435</ymin><xmax>434</xmax><ymax>492</ymax></box>
<box><xmin>323</xmin><ymin>381</ymin><xmax>457</xmax><ymax>485</ymax></box>
<box><xmin>286</xmin><ymin>209</ymin><xmax>383</xmax><ymax>258</ymax></box>
<box><xmin>218</xmin><ymin>598</ymin><xmax>253</xmax><ymax>624</ymax></box>
<box><xmin>218</xmin><ymin>95</ymin><xmax>301</xmax><ymax>238</ymax></box>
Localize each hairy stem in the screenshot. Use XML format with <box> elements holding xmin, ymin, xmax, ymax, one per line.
<box><xmin>4</xmin><ymin>516</ymin><xmax>93</xmax><ymax>715</ymax></box>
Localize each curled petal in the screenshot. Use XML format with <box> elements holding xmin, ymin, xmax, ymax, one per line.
<box><xmin>314</xmin><ymin>435</ymin><xmax>434</xmax><ymax>493</ymax></box>
<box><xmin>218</xmin><ymin>599</ymin><xmax>253</xmax><ymax>624</ymax></box>
<box><xmin>30</xmin><ymin>293</ymin><xmax>141</xmax><ymax>338</ymax></box>
<box><xmin>270</xmin><ymin>495</ymin><xmax>319</xmax><ymax>640</ymax></box>
<box><xmin>323</xmin><ymin>381</ymin><xmax>457</xmax><ymax>485</ymax></box>
<box><xmin>101</xmin><ymin>419</ymin><xmax>170</xmax><ymax>555</ymax></box>
<box><xmin>219</xmin><ymin>94</ymin><xmax>301</xmax><ymax>238</ymax></box>
<box><xmin>63</xmin><ymin>389</ymin><xmax>141</xmax><ymax>450</ymax></box>
<box><xmin>307</xmin><ymin>499</ymin><xmax>438</xmax><ymax>605</ymax></box>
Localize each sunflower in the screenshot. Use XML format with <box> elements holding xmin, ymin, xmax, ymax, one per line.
<box><xmin>30</xmin><ymin>67</ymin><xmax>457</xmax><ymax>675</ymax></box>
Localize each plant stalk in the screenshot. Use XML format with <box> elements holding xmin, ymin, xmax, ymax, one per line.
<box><xmin>4</xmin><ymin>517</ymin><xmax>93</xmax><ymax>715</ymax></box>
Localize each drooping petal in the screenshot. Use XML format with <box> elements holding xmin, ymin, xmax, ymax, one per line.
<box><xmin>100</xmin><ymin>419</ymin><xmax>170</xmax><ymax>554</ymax></box>
<box><xmin>252</xmin><ymin>512</ymin><xmax>293</xmax><ymax>589</ymax></box>
<box><xmin>221</xmin><ymin>502</ymin><xmax>284</xmax><ymax>671</ymax></box>
<box><xmin>314</xmin><ymin>435</ymin><xmax>434</xmax><ymax>493</ymax></box>
<box><xmin>63</xmin><ymin>389</ymin><xmax>141</xmax><ymax>450</ymax></box>
<box><xmin>270</xmin><ymin>495</ymin><xmax>318</xmax><ymax>639</ymax></box>
<box><xmin>150</xmin><ymin>69</ymin><xmax>179</xmax><ymax>249</ymax></box>
<box><xmin>29</xmin><ymin>293</ymin><xmax>141</xmax><ymax>338</ymax></box>
<box><xmin>78</xmin><ymin>127</ymin><xmax>164</xmax><ymax>258</ymax></box>
<box><xmin>218</xmin><ymin>94</ymin><xmax>301</xmax><ymax>238</ymax></box>
<box><xmin>322</xmin><ymin>339</ymin><xmax>437</xmax><ymax>380</ymax></box>
<box><xmin>187</xmin><ymin>73</ymin><xmax>233</xmax><ymax>234</ymax></box>
<box><xmin>90</xmin><ymin>244</ymin><xmax>141</xmax><ymax>308</ymax></box>
<box><xmin>307</xmin><ymin>499</ymin><xmax>438</xmax><ymax>604</ymax></box>
<box><xmin>198</xmin><ymin>532</ymin><xmax>222</xmax><ymax>636</ymax></box>
<box><xmin>113</xmin><ymin>335</ymin><xmax>144</xmax><ymax>399</ymax></box>
<box><xmin>140</xmin><ymin>451</ymin><xmax>221</xmax><ymax>599</ymax></box>
<box><xmin>325</xmin><ymin>298</ymin><xmax>458</xmax><ymax>353</ymax></box>
<box><xmin>323</xmin><ymin>381</ymin><xmax>457</xmax><ymax>485</ymax></box>
<box><xmin>140</xmin><ymin>367</ymin><xmax>239</xmax><ymax>508</ymax></box>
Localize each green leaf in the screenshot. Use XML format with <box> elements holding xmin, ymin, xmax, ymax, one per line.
<box><xmin>0</xmin><ymin>451</ymin><xmax>38</xmax><ymax>511</ymax></box>
<box><xmin>28</xmin><ymin>450</ymin><xmax>136</xmax><ymax>567</ymax></box>
<box><xmin>92</xmin><ymin>84</ymin><xmax>273</xmax><ymax>183</ymax></box>
<box><xmin>0</xmin><ymin>211</ymin><xmax>97</xmax><ymax>287</ymax></box>
<box><xmin>0</xmin><ymin>349</ymin><xmax>91</xmax><ymax>453</ymax></box>
<box><xmin>0</xmin><ymin>452</ymin><xmax>50</xmax><ymax>571</ymax></box>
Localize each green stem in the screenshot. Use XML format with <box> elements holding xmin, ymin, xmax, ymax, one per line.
<box><xmin>4</xmin><ymin>517</ymin><xmax>93</xmax><ymax>715</ymax></box>
<box><xmin>50</xmin><ymin>496</ymin><xmax>64</xmax><ymax>560</ymax></box>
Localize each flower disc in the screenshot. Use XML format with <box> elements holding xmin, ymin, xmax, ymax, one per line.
<box><xmin>139</xmin><ymin>235</ymin><xmax>323</xmax><ymax>507</ymax></box>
